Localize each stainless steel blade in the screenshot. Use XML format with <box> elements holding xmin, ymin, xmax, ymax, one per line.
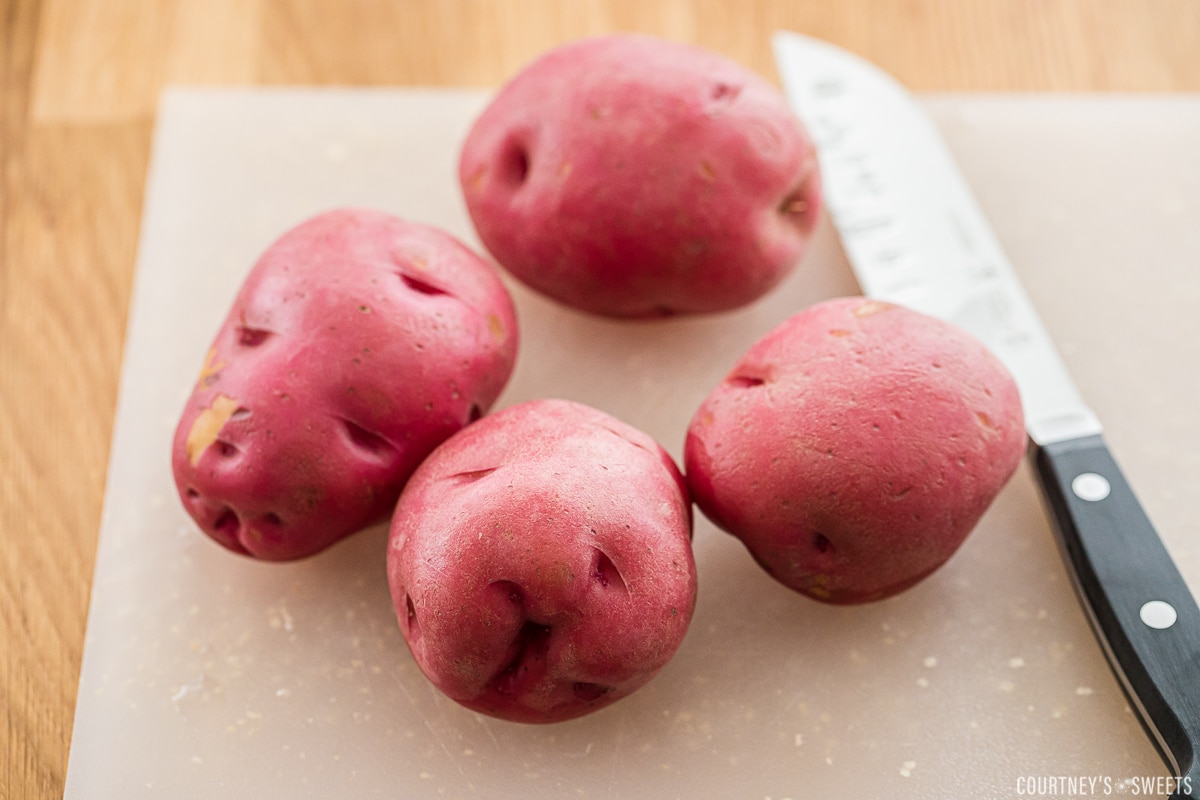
<box><xmin>771</xmin><ymin>31</ymin><xmax>1100</xmax><ymax>446</ymax></box>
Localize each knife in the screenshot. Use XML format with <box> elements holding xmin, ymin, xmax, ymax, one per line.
<box><xmin>772</xmin><ymin>31</ymin><xmax>1200</xmax><ymax>797</ymax></box>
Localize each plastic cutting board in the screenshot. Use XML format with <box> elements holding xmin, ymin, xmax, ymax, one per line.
<box><xmin>64</xmin><ymin>89</ymin><xmax>1200</xmax><ymax>799</ymax></box>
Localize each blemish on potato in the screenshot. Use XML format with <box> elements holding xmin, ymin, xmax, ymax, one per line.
<box><xmin>465</xmin><ymin>163</ymin><xmax>489</xmax><ymax>191</ymax></box>
<box><xmin>487</xmin><ymin>313</ymin><xmax>506</xmax><ymax>342</ymax></box>
<box><xmin>556</xmin><ymin>161</ymin><xmax>573</xmax><ymax>180</ymax></box>
<box><xmin>186</xmin><ymin>394</ymin><xmax>241</xmax><ymax>466</ymax></box>
<box><xmin>976</xmin><ymin>411</ymin><xmax>995</xmax><ymax>429</ymax></box>
<box><xmin>828</xmin><ymin>328</ymin><xmax>852</xmax><ymax>337</ymax></box>
<box><xmin>196</xmin><ymin>348</ymin><xmax>226</xmax><ymax>388</ymax></box>
<box><xmin>852</xmin><ymin>300</ymin><xmax>893</xmax><ymax>318</ymax></box>
<box><xmin>709</xmin><ymin>80</ymin><xmax>742</xmax><ymax>103</ymax></box>
<box><xmin>290</xmin><ymin>485</ymin><xmax>324</xmax><ymax>513</ymax></box>
<box><xmin>698</xmin><ymin>161</ymin><xmax>717</xmax><ymax>181</ymax></box>
<box><xmin>779</xmin><ymin>195</ymin><xmax>810</xmax><ymax>217</ymax></box>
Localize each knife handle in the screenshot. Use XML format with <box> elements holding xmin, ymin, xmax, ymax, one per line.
<box><xmin>1034</xmin><ymin>434</ymin><xmax>1200</xmax><ymax>796</ymax></box>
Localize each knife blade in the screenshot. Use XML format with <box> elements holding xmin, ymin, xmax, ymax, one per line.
<box><xmin>773</xmin><ymin>31</ymin><xmax>1200</xmax><ymax>797</ymax></box>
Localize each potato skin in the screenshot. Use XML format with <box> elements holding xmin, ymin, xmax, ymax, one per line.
<box><xmin>459</xmin><ymin>34</ymin><xmax>821</xmax><ymax>318</ymax></box>
<box><xmin>387</xmin><ymin>399</ymin><xmax>697</xmax><ymax>724</ymax></box>
<box><xmin>172</xmin><ymin>209</ymin><xmax>518</xmax><ymax>561</ymax></box>
<box><xmin>684</xmin><ymin>297</ymin><xmax>1026</xmax><ymax>604</ymax></box>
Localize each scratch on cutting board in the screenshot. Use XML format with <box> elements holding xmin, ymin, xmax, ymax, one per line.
<box><xmin>390</xmin><ymin>664</ymin><xmax>468</xmax><ymax>771</ymax></box>
<box><xmin>405</xmin><ymin>682</ymin><xmax>466</xmax><ymax>778</ymax></box>
<box><xmin>480</xmin><ymin>717</ymin><xmax>501</xmax><ymax>751</ymax></box>
<box><xmin>425</xmin><ymin>715</ymin><xmax>458</xmax><ymax>764</ymax></box>
<box><xmin>392</xmin><ymin>667</ymin><xmax>418</xmax><ymax>709</ymax></box>
<box><xmin>606</xmin><ymin>712</ymin><xmax>629</xmax><ymax>793</ymax></box>
<box><xmin>435</xmin><ymin>718</ymin><xmax>475</xmax><ymax>784</ymax></box>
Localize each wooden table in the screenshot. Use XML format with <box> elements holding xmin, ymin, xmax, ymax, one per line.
<box><xmin>1</xmin><ymin>1</ymin><xmax>1197</xmax><ymax>797</ymax></box>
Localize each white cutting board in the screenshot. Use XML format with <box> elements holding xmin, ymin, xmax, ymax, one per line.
<box><xmin>65</xmin><ymin>89</ymin><xmax>1200</xmax><ymax>799</ymax></box>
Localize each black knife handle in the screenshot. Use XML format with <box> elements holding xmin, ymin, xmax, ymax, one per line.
<box><xmin>1034</xmin><ymin>434</ymin><xmax>1200</xmax><ymax>796</ymax></box>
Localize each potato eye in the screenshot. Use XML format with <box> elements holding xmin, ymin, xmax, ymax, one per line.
<box><xmin>592</xmin><ymin>548</ymin><xmax>627</xmax><ymax>592</ymax></box>
<box><xmin>498</xmin><ymin>137</ymin><xmax>531</xmax><ymax>187</ymax></box>
<box><xmin>237</xmin><ymin>326</ymin><xmax>273</xmax><ymax>347</ymax></box>
<box><xmin>404</xmin><ymin>594</ymin><xmax>422</xmax><ymax>641</ymax></box>
<box><xmin>728</xmin><ymin>374</ymin><xmax>766</xmax><ymax>389</ymax></box>
<box><xmin>573</xmin><ymin>682</ymin><xmax>611</xmax><ymax>702</ymax></box>
<box><xmin>398</xmin><ymin>273</ymin><xmax>450</xmax><ymax>298</ymax></box>
<box><xmin>339</xmin><ymin>417</ymin><xmax>397</xmax><ymax>464</ymax></box>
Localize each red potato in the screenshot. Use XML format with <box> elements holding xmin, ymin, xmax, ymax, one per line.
<box><xmin>172</xmin><ymin>209</ymin><xmax>518</xmax><ymax>561</ymax></box>
<box><xmin>387</xmin><ymin>399</ymin><xmax>697</xmax><ymax>724</ymax></box>
<box><xmin>684</xmin><ymin>297</ymin><xmax>1026</xmax><ymax>604</ymax></box>
<box><xmin>459</xmin><ymin>34</ymin><xmax>822</xmax><ymax>318</ymax></box>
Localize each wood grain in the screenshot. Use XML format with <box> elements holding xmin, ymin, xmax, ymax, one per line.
<box><xmin>2</xmin><ymin>1</ymin><xmax>1197</xmax><ymax>797</ymax></box>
